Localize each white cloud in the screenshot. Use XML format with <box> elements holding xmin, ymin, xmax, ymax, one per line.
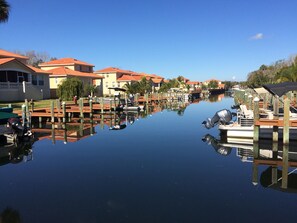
<box><xmin>250</xmin><ymin>33</ymin><xmax>264</xmax><ymax>40</ymax></box>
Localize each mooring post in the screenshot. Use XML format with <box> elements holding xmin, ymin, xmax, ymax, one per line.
<box><xmin>281</xmin><ymin>145</ymin><xmax>289</xmax><ymax>189</ymax></box>
<box><xmin>89</xmin><ymin>99</ymin><xmax>93</xmax><ymax>118</ymax></box>
<box><xmin>100</xmin><ymin>114</ymin><xmax>104</xmax><ymax>129</ymax></box>
<box><xmin>63</xmin><ymin>128</ymin><xmax>67</xmax><ymax>144</ymax></box>
<box><xmin>101</xmin><ymin>97</ymin><xmax>104</xmax><ymax>113</ymax></box>
<box><xmin>62</xmin><ymin>102</ymin><xmax>66</xmax><ymax>123</ymax></box>
<box><xmin>252</xmin><ymin>163</ymin><xmax>258</xmax><ymax>186</ymax></box>
<box><xmin>253</xmin><ymin>97</ymin><xmax>260</xmax><ymax>142</ymax></box>
<box><xmin>22</xmin><ymin>104</ymin><xmax>26</xmax><ymax>126</ymax></box>
<box><xmin>283</xmin><ymin>96</ymin><xmax>290</xmax><ymax>145</ymax></box>
<box><xmin>79</xmin><ymin>98</ymin><xmax>84</xmax><ymax>119</ymax></box>
<box><xmin>248</xmin><ymin>94</ymin><xmax>253</xmax><ymax>110</ymax></box>
<box><xmin>50</xmin><ymin>100</ymin><xmax>55</xmax><ymax>123</ymax></box>
<box><xmin>109</xmin><ymin>98</ymin><xmax>112</xmax><ymax>112</ymax></box>
<box><xmin>56</xmin><ymin>99</ymin><xmax>61</xmax><ymax>113</ymax></box>
<box><xmin>51</xmin><ymin>123</ymin><xmax>56</xmax><ymax>144</ymax></box>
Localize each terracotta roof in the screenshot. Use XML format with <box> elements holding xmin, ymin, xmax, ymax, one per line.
<box><xmin>0</xmin><ymin>49</ymin><xmax>29</xmax><ymax>60</ymax></box>
<box><xmin>39</xmin><ymin>58</ymin><xmax>94</xmax><ymax>67</ymax></box>
<box><xmin>48</xmin><ymin>67</ymin><xmax>103</xmax><ymax>78</ymax></box>
<box><xmin>27</xmin><ymin>65</ymin><xmax>51</xmax><ymax>74</ymax></box>
<box><xmin>0</xmin><ymin>58</ymin><xmax>15</xmax><ymax>65</ymax></box>
<box><xmin>151</xmin><ymin>78</ymin><xmax>163</xmax><ymax>84</ymax></box>
<box><xmin>187</xmin><ymin>81</ymin><xmax>200</xmax><ymax>85</ymax></box>
<box><xmin>117</xmin><ymin>74</ymin><xmax>138</xmax><ymax>81</ymax></box>
<box><xmin>0</xmin><ymin>58</ymin><xmax>36</xmax><ymax>73</ymax></box>
<box><xmin>95</xmin><ymin>67</ymin><xmax>135</xmax><ymax>74</ymax></box>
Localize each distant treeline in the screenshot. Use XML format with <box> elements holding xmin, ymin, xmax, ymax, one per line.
<box><xmin>245</xmin><ymin>55</ymin><xmax>297</xmax><ymax>88</ymax></box>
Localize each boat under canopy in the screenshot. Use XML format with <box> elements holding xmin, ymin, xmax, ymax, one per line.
<box><xmin>263</xmin><ymin>82</ymin><xmax>297</xmax><ymax>97</ymax></box>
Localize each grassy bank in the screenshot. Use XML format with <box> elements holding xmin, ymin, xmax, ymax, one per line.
<box><xmin>0</xmin><ymin>99</ymin><xmax>69</xmax><ymax>111</ymax></box>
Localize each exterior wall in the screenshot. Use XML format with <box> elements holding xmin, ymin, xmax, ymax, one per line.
<box><xmin>98</xmin><ymin>72</ymin><xmax>118</xmax><ymax>95</ymax></box>
<box><xmin>0</xmin><ymin>62</ymin><xmax>50</xmax><ymax>101</ymax></box>
<box><xmin>41</xmin><ymin>65</ymin><xmax>75</xmax><ymax>71</ymax></box>
<box><xmin>49</xmin><ymin>76</ymin><xmax>67</xmax><ymax>89</ymax></box>
<box><xmin>0</xmin><ymin>80</ymin><xmax>50</xmax><ymax>101</ymax></box>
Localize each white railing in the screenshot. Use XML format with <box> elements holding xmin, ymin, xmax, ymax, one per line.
<box><xmin>0</xmin><ymin>82</ymin><xmax>31</xmax><ymax>89</ymax></box>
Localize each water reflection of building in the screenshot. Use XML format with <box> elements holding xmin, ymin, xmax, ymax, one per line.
<box><xmin>202</xmin><ymin>134</ymin><xmax>297</xmax><ymax>192</ymax></box>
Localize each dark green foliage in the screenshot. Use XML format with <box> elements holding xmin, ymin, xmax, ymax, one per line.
<box><xmin>246</xmin><ymin>56</ymin><xmax>297</xmax><ymax>88</ymax></box>
<box><xmin>0</xmin><ymin>0</ymin><xmax>10</xmax><ymax>23</ymax></box>
<box><xmin>208</xmin><ymin>80</ymin><xmax>219</xmax><ymax>89</ymax></box>
<box><xmin>57</xmin><ymin>78</ymin><xmax>83</xmax><ymax>100</ymax></box>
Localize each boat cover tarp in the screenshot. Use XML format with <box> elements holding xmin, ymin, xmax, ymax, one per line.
<box><xmin>263</xmin><ymin>82</ymin><xmax>297</xmax><ymax>97</ymax></box>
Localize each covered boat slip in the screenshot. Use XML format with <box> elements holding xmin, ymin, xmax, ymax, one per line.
<box><xmin>223</xmin><ymin>82</ymin><xmax>297</xmax><ymax>143</ymax></box>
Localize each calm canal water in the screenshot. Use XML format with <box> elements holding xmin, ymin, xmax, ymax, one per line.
<box><xmin>1</xmin><ymin>95</ymin><xmax>297</xmax><ymax>223</ymax></box>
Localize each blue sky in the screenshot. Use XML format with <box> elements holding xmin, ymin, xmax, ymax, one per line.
<box><xmin>1</xmin><ymin>0</ymin><xmax>297</xmax><ymax>81</ymax></box>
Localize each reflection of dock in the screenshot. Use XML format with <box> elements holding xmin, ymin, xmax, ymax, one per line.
<box><xmin>203</xmin><ymin>134</ymin><xmax>297</xmax><ymax>192</ymax></box>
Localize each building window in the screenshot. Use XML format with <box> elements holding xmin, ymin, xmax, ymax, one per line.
<box><xmin>106</xmin><ymin>74</ymin><xmax>109</xmax><ymax>78</ymax></box>
<box><xmin>32</xmin><ymin>75</ymin><xmax>37</xmax><ymax>85</ymax></box>
<box><xmin>0</xmin><ymin>71</ymin><xmax>7</xmax><ymax>82</ymax></box>
<box><xmin>38</xmin><ymin>75</ymin><xmax>44</xmax><ymax>86</ymax></box>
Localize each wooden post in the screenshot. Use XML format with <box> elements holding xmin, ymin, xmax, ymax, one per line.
<box><xmin>281</xmin><ymin>145</ymin><xmax>289</xmax><ymax>189</ymax></box>
<box><xmin>109</xmin><ymin>98</ymin><xmax>112</xmax><ymax>112</ymax></box>
<box><xmin>283</xmin><ymin>96</ymin><xmax>290</xmax><ymax>145</ymax></box>
<box><xmin>100</xmin><ymin>114</ymin><xmax>104</xmax><ymax>129</ymax></box>
<box><xmin>79</xmin><ymin>98</ymin><xmax>84</xmax><ymax>119</ymax></box>
<box><xmin>248</xmin><ymin>94</ymin><xmax>253</xmax><ymax>110</ymax></box>
<box><xmin>50</xmin><ymin>100</ymin><xmax>55</xmax><ymax>123</ymax></box>
<box><xmin>62</xmin><ymin>102</ymin><xmax>66</xmax><ymax>123</ymax></box>
<box><xmin>253</xmin><ymin>97</ymin><xmax>260</xmax><ymax>142</ymax></box>
<box><xmin>100</xmin><ymin>97</ymin><xmax>104</xmax><ymax>113</ymax></box>
<box><xmin>56</xmin><ymin>99</ymin><xmax>61</xmax><ymax>113</ymax></box>
<box><xmin>63</xmin><ymin>128</ymin><xmax>67</xmax><ymax>144</ymax></box>
<box><xmin>79</xmin><ymin>119</ymin><xmax>83</xmax><ymax>136</ymax></box>
<box><xmin>21</xmin><ymin>104</ymin><xmax>26</xmax><ymax>126</ymax></box>
<box><xmin>89</xmin><ymin>99</ymin><xmax>93</xmax><ymax>118</ymax></box>
<box><xmin>273</xmin><ymin>96</ymin><xmax>279</xmax><ymax>117</ymax></box>
<box><xmin>252</xmin><ymin>163</ymin><xmax>258</xmax><ymax>186</ymax></box>
<box><xmin>51</xmin><ymin>123</ymin><xmax>56</xmax><ymax>144</ymax></box>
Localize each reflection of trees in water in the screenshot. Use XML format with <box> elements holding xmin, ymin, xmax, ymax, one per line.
<box><xmin>0</xmin><ymin>207</ymin><xmax>21</xmax><ymax>223</ymax></box>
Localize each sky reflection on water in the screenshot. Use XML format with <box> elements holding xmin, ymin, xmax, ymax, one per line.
<box><xmin>0</xmin><ymin>96</ymin><xmax>297</xmax><ymax>223</ymax></box>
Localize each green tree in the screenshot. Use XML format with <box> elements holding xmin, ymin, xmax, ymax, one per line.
<box><xmin>124</xmin><ymin>82</ymin><xmax>140</xmax><ymax>94</ymax></box>
<box><xmin>208</xmin><ymin>80</ymin><xmax>219</xmax><ymax>89</ymax></box>
<box><xmin>138</xmin><ymin>77</ymin><xmax>152</xmax><ymax>95</ymax></box>
<box><xmin>0</xmin><ymin>0</ymin><xmax>10</xmax><ymax>23</ymax></box>
<box><xmin>84</xmin><ymin>84</ymin><xmax>97</xmax><ymax>97</ymax></box>
<box><xmin>57</xmin><ymin>78</ymin><xmax>83</xmax><ymax>100</ymax></box>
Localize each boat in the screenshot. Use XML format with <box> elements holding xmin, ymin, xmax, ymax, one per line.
<box><xmin>0</xmin><ymin>118</ymin><xmax>33</xmax><ymax>143</ymax></box>
<box><xmin>202</xmin><ymin>82</ymin><xmax>297</xmax><ymax>141</ymax></box>
<box><xmin>0</xmin><ymin>106</ymin><xmax>18</xmax><ymax>124</ymax></box>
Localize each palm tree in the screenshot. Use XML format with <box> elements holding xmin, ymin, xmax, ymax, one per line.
<box><xmin>0</xmin><ymin>0</ymin><xmax>10</xmax><ymax>23</ymax></box>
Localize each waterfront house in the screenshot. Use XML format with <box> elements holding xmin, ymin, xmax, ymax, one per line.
<box><xmin>0</xmin><ymin>49</ymin><xmax>50</xmax><ymax>102</ymax></box>
<box><xmin>203</xmin><ymin>79</ymin><xmax>225</xmax><ymax>89</ymax></box>
<box><xmin>95</xmin><ymin>67</ymin><xmax>165</xmax><ymax>95</ymax></box>
<box><xmin>39</xmin><ymin>58</ymin><xmax>104</xmax><ymax>98</ymax></box>
<box><xmin>186</xmin><ymin>81</ymin><xmax>201</xmax><ymax>91</ymax></box>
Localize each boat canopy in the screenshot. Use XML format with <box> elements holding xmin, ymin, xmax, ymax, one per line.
<box><xmin>253</xmin><ymin>87</ymin><xmax>268</xmax><ymax>95</ymax></box>
<box><xmin>108</xmin><ymin>87</ymin><xmax>126</xmax><ymax>92</ymax></box>
<box><xmin>263</xmin><ymin>82</ymin><xmax>297</xmax><ymax>97</ymax></box>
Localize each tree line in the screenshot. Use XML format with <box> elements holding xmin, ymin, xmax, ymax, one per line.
<box><xmin>245</xmin><ymin>55</ymin><xmax>297</xmax><ymax>88</ymax></box>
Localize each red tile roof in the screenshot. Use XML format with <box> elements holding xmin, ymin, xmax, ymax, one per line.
<box><xmin>151</xmin><ymin>78</ymin><xmax>163</xmax><ymax>84</ymax></box>
<box><xmin>187</xmin><ymin>81</ymin><xmax>200</xmax><ymax>85</ymax></box>
<box><xmin>27</xmin><ymin>65</ymin><xmax>51</xmax><ymax>74</ymax></box>
<box><xmin>0</xmin><ymin>58</ymin><xmax>37</xmax><ymax>73</ymax></box>
<box><xmin>117</xmin><ymin>74</ymin><xmax>138</xmax><ymax>81</ymax></box>
<box><xmin>0</xmin><ymin>49</ymin><xmax>29</xmax><ymax>60</ymax></box>
<box><xmin>0</xmin><ymin>58</ymin><xmax>15</xmax><ymax>65</ymax></box>
<box><xmin>39</xmin><ymin>58</ymin><xmax>94</xmax><ymax>67</ymax></box>
<box><xmin>95</xmin><ymin>67</ymin><xmax>135</xmax><ymax>74</ymax></box>
<box><xmin>48</xmin><ymin>67</ymin><xmax>103</xmax><ymax>78</ymax></box>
